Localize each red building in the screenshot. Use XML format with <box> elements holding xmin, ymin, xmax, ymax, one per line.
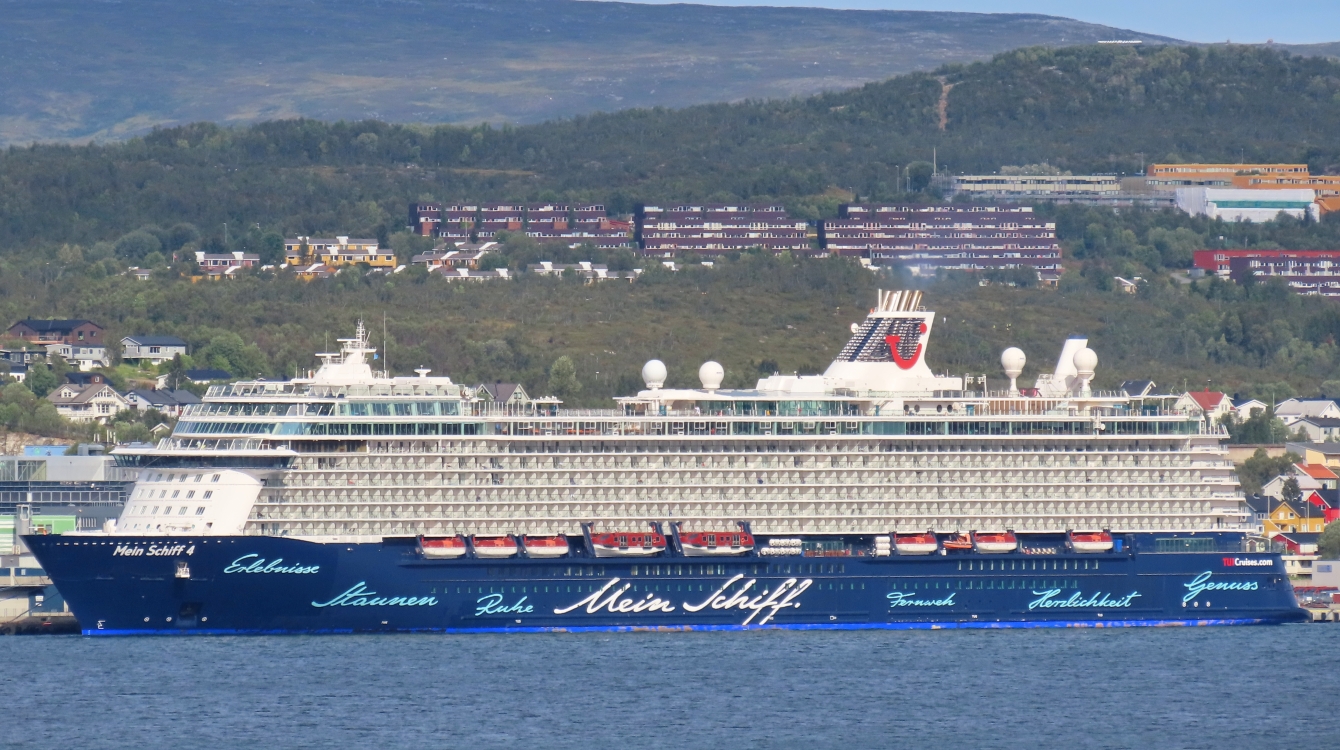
<box><xmin>1193</xmin><ymin>250</ymin><xmax>1340</xmax><ymax>297</ymax></box>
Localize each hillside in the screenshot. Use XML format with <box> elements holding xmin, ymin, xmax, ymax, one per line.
<box><xmin>1</xmin><ymin>44</ymin><xmax>1339</xmax><ymax>252</ymax></box>
<box><xmin>0</xmin><ymin>0</ymin><xmax>1179</xmax><ymax>145</ymax></box>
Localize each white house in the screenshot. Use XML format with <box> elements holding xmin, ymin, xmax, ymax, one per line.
<box><xmin>1174</xmin><ymin>390</ymin><xmax>1235</xmax><ymax>425</ymax></box>
<box><xmin>121</xmin><ymin>335</ymin><xmax>188</xmax><ymax>365</ymax></box>
<box><xmin>46</xmin><ymin>383</ymin><xmax>128</xmax><ymax>423</ymax></box>
<box><xmin>1231</xmin><ymin>397</ymin><xmax>1268</xmax><ymax>419</ymax></box>
<box><xmin>1274</xmin><ymin>398</ymin><xmax>1340</xmax><ymax>426</ymax></box>
<box><xmin>45</xmin><ymin>343</ymin><xmax>109</xmax><ymax>371</ymax></box>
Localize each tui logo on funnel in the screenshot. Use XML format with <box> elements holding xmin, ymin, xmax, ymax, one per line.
<box><xmin>885</xmin><ymin>322</ymin><xmax>927</xmax><ymax>370</ymax></box>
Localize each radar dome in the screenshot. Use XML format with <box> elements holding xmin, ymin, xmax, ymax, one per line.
<box><xmin>642</xmin><ymin>359</ymin><xmax>667</xmax><ymax>390</ymax></box>
<box><xmin>1000</xmin><ymin>347</ymin><xmax>1026</xmax><ymax>378</ymax></box>
<box><xmin>1073</xmin><ymin>347</ymin><xmax>1098</xmax><ymax>375</ymax></box>
<box><xmin>698</xmin><ymin>361</ymin><xmax>724</xmax><ymax>390</ymax></box>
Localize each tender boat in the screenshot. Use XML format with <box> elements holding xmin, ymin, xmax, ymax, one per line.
<box><xmin>680</xmin><ymin>530</ymin><xmax>754</xmax><ymax>556</ymax></box>
<box><xmin>942</xmin><ymin>533</ymin><xmax>974</xmax><ymax>552</ymax></box>
<box><xmin>522</xmin><ymin>535</ymin><xmax>570</xmax><ymax>558</ymax></box>
<box><xmin>1069</xmin><ymin>531</ymin><xmax>1114</xmax><ymax>553</ymax></box>
<box><xmin>973</xmin><ymin>531</ymin><xmax>1019</xmax><ymax>554</ymax></box>
<box><xmin>472</xmin><ymin>535</ymin><xmax>519</xmax><ymax>558</ymax></box>
<box><xmin>419</xmin><ymin>535</ymin><xmax>467</xmax><ymax>559</ymax></box>
<box><xmin>590</xmin><ymin>531</ymin><xmax>667</xmax><ymax>558</ymax></box>
<box><xmin>893</xmin><ymin>532</ymin><xmax>939</xmax><ymax>555</ymax></box>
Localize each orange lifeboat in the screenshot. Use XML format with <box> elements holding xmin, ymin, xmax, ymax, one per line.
<box><xmin>680</xmin><ymin>531</ymin><xmax>754</xmax><ymax>557</ymax></box>
<box><xmin>522</xmin><ymin>535</ymin><xmax>570</xmax><ymax>558</ymax></box>
<box><xmin>419</xmin><ymin>535</ymin><xmax>467</xmax><ymax>559</ymax></box>
<box><xmin>1069</xmin><ymin>531</ymin><xmax>1114</xmax><ymax>553</ymax></box>
<box><xmin>942</xmin><ymin>533</ymin><xmax>973</xmax><ymax>552</ymax></box>
<box><xmin>893</xmin><ymin>532</ymin><xmax>939</xmax><ymax>555</ymax></box>
<box><xmin>973</xmin><ymin>531</ymin><xmax>1018</xmax><ymax>554</ymax></box>
<box><xmin>590</xmin><ymin>531</ymin><xmax>666</xmax><ymax>558</ymax></box>
<box><xmin>471</xmin><ymin>535</ymin><xmax>519</xmax><ymax>558</ymax></box>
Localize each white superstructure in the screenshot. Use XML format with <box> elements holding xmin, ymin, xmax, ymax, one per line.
<box><xmin>104</xmin><ymin>294</ymin><xmax>1246</xmax><ymax>542</ymax></box>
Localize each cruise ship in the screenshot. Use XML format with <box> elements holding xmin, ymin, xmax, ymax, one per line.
<box><xmin>24</xmin><ymin>290</ymin><xmax>1307</xmax><ymax>633</ymax></box>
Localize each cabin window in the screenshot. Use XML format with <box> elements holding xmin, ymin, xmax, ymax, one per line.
<box><xmin>211</xmin><ymin>474</ymin><xmax>221</xmax><ymax>482</ymax></box>
<box><xmin>203</xmin><ymin>491</ymin><xmax>212</xmax><ymax>499</ymax></box>
<box><xmin>178</xmin><ymin>507</ymin><xmax>188</xmax><ymax>515</ymax></box>
<box><xmin>163</xmin><ymin>507</ymin><xmax>172</xmax><ymax>514</ymax></box>
<box><xmin>195</xmin><ymin>507</ymin><xmax>205</xmax><ymax>515</ymax></box>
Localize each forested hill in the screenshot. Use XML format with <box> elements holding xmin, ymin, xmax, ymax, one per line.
<box><xmin>0</xmin><ymin>0</ymin><xmax>1178</xmax><ymax>146</ymax></box>
<box><xmin>2</xmin><ymin>45</ymin><xmax>1340</xmax><ymax>250</ymax></box>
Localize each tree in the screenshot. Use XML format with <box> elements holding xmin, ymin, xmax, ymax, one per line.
<box><xmin>24</xmin><ymin>365</ymin><xmax>58</xmax><ymax>398</ymax></box>
<box><xmin>113</xmin><ymin>230</ymin><xmax>163</xmax><ymax>262</ymax></box>
<box><xmin>1236</xmin><ymin>449</ymin><xmax>1301</xmax><ymax>496</ymax></box>
<box><xmin>547</xmin><ymin>355</ymin><xmax>581</xmax><ymax>400</ymax></box>
<box><xmin>1319</xmin><ymin>521</ymin><xmax>1340</xmax><ymax>559</ymax></box>
<box><xmin>906</xmin><ymin>161</ymin><xmax>934</xmax><ymax>192</ymax></box>
<box><xmin>259</xmin><ymin>232</ymin><xmax>284</xmax><ymax>265</ymax></box>
<box><xmin>1281</xmin><ymin>476</ymin><xmax>1302</xmax><ymax>508</ymax></box>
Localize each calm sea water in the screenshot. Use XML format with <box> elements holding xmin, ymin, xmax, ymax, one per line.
<box><xmin>2</xmin><ymin>626</ymin><xmax>1336</xmax><ymax>749</ymax></box>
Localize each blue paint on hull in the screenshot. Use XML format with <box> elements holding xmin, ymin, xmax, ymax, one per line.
<box><xmin>25</xmin><ymin>533</ymin><xmax>1310</xmax><ymax>636</ymax></box>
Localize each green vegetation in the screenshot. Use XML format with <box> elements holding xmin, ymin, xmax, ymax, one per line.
<box><xmin>1236</xmin><ymin>450</ymin><xmax>1302</xmax><ymax>496</ymax></box>
<box><xmin>1319</xmin><ymin>521</ymin><xmax>1340</xmax><ymax>558</ymax></box>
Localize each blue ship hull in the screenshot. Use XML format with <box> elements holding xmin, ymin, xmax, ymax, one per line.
<box><xmin>22</xmin><ymin>533</ymin><xmax>1309</xmax><ymax>635</ymax></box>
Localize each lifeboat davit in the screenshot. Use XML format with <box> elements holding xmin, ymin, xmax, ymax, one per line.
<box><xmin>472</xmin><ymin>535</ymin><xmax>519</xmax><ymax>558</ymax></box>
<box><xmin>941</xmin><ymin>533</ymin><xmax>974</xmax><ymax>552</ymax></box>
<box><xmin>590</xmin><ymin>531</ymin><xmax>667</xmax><ymax>558</ymax></box>
<box><xmin>419</xmin><ymin>535</ymin><xmax>467</xmax><ymax>559</ymax></box>
<box><xmin>973</xmin><ymin>531</ymin><xmax>1018</xmax><ymax>554</ymax></box>
<box><xmin>522</xmin><ymin>535</ymin><xmax>570</xmax><ymax>558</ymax></box>
<box><xmin>1069</xmin><ymin>531</ymin><xmax>1114</xmax><ymax>553</ymax></box>
<box><xmin>680</xmin><ymin>531</ymin><xmax>754</xmax><ymax>557</ymax></box>
<box><xmin>893</xmin><ymin>532</ymin><xmax>939</xmax><ymax>555</ymax></box>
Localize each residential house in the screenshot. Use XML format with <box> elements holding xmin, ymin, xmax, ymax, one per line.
<box><xmin>1175</xmin><ymin>389</ymin><xmax>1235</xmax><ymax>425</ymax></box>
<box><xmin>46</xmin><ymin>383</ymin><xmax>129</xmax><ymax>424</ymax></box>
<box><xmin>1113</xmin><ymin>276</ymin><xmax>1143</xmax><ymax>294</ymax></box>
<box><xmin>1286</xmin><ymin>442</ymin><xmax>1340</xmax><ymax>470</ymax></box>
<box><xmin>3</xmin><ymin>362</ymin><xmax>28</xmax><ymax>382</ymax></box>
<box><xmin>284</xmin><ymin>237</ymin><xmax>391</xmax><ymax>268</ymax></box>
<box><xmin>1275</xmin><ymin>397</ymin><xmax>1340</xmax><ymax>426</ymax></box>
<box><xmin>45</xmin><ymin>343</ymin><xmax>109</xmax><ymax>371</ymax></box>
<box><xmin>121</xmin><ymin>335</ymin><xmax>188</xmax><ymax>365</ymax></box>
<box><xmin>7</xmin><ymin>319</ymin><xmax>104</xmax><ymax>346</ymax></box>
<box><xmin>65</xmin><ymin>372</ymin><xmax>108</xmax><ymax>386</ymax></box>
<box><xmin>1231</xmin><ymin>397</ymin><xmax>1268</xmax><ymax>419</ymax></box>
<box><xmin>410</xmin><ymin>242</ymin><xmax>498</xmax><ymax>271</ymax></box>
<box><xmin>1294</xmin><ymin>417</ymin><xmax>1340</xmax><ymax>443</ymax></box>
<box><xmin>1243</xmin><ymin>494</ymin><xmax>1271</xmax><ymax>533</ymax></box>
<box><xmin>1118</xmin><ymin>380</ymin><xmax>1156</xmax><ymax>398</ymax></box>
<box><xmin>1263</xmin><ymin>492</ymin><xmax>1331</xmax><ymax>535</ymax></box>
<box><xmin>408</xmin><ymin>202</ymin><xmax>442</xmax><ymax>236</ymax></box>
<box><xmin>295</xmin><ymin>263</ymin><xmax>339</xmax><ymax>280</ymax></box>
<box><xmin>124</xmin><ymin>389</ymin><xmax>201</xmax><ymax>417</ymax></box>
<box><xmin>473</xmin><ymin>383</ymin><xmax>531</xmax><ymax>406</ymax></box>
<box><xmin>434</xmin><ymin>267</ymin><xmax>511</xmax><ymax>282</ymax></box>
<box><xmin>526</xmin><ymin>261</ymin><xmax>640</xmax><ymax>282</ymax></box>
<box><xmin>194</xmin><ymin>251</ymin><xmax>259</xmax><ymax>278</ymax></box>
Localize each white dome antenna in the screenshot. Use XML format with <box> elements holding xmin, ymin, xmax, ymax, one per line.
<box><xmin>642</xmin><ymin>360</ymin><xmax>667</xmax><ymax>390</ymax></box>
<box><xmin>1001</xmin><ymin>347</ymin><xmax>1025</xmax><ymax>397</ymax></box>
<box><xmin>1073</xmin><ymin>347</ymin><xmax>1097</xmax><ymax>397</ymax></box>
<box><xmin>698</xmin><ymin>361</ymin><xmax>724</xmax><ymax>391</ymax></box>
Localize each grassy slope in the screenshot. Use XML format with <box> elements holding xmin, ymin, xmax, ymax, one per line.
<box><xmin>6</xmin><ymin>256</ymin><xmax>1332</xmax><ymax>408</ymax></box>
<box><xmin>0</xmin><ymin>0</ymin><xmax>1178</xmax><ymax>145</ymax></box>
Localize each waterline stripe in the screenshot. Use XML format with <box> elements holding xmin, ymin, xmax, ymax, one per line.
<box><xmin>83</xmin><ymin>617</ymin><xmax>1281</xmax><ymax>636</ymax></box>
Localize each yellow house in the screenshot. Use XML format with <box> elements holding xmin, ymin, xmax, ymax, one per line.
<box><xmin>1264</xmin><ymin>499</ymin><xmax>1329</xmax><ymax>535</ymax></box>
<box><xmin>285</xmin><ymin>236</ymin><xmax>394</xmax><ymax>268</ymax></box>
